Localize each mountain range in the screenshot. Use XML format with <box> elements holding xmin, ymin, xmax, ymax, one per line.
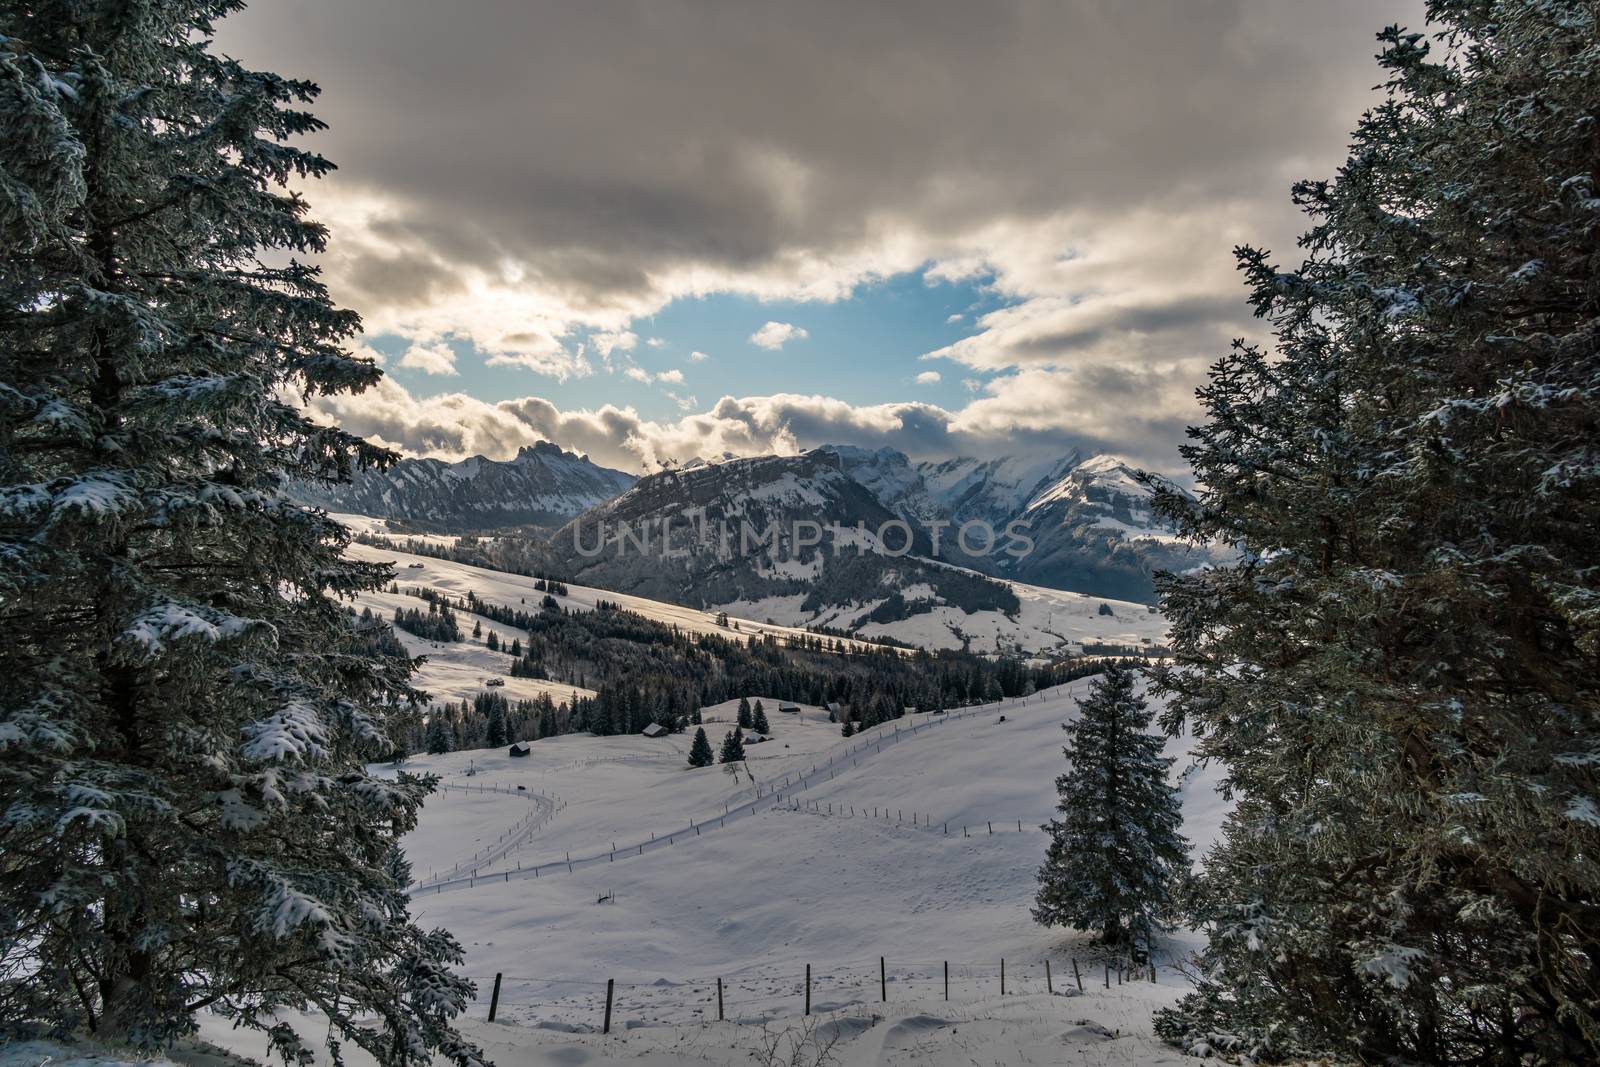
<box><xmin>815</xmin><ymin>445</ymin><xmax>1207</xmax><ymax>601</ymax></box>
<box><xmin>303</xmin><ymin>441</ymin><xmax>1221</xmax><ymax>620</ymax></box>
<box><xmin>296</xmin><ymin>441</ymin><xmax>637</xmax><ymax>531</ymax></box>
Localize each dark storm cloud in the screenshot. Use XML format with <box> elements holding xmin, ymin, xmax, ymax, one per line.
<box><xmin>220</xmin><ymin>0</ymin><xmax>1412</xmax><ymax>314</ymax></box>
<box><xmin>224</xmin><ymin>0</ymin><xmax>1421</xmax><ymax>469</ymax></box>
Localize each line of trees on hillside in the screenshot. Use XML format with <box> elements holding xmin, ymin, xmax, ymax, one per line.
<box><xmin>390</xmin><ymin>600</ymin><xmax>462</xmax><ymax>643</ymax></box>
<box><xmin>355</xmin><ymin>529</ymin><xmax>565</xmax><ymax>582</ymax></box>
<box><xmin>384</xmin><ymin>587</ymin><xmax>1124</xmax><ymax>756</ymax></box>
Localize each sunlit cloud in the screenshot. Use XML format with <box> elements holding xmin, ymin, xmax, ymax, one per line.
<box><xmin>750</xmin><ymin>321</ymin><xmax>809</xmax><ymax>351</ymax></box>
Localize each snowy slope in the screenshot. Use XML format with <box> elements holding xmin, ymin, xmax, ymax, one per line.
<box><xmin>345</xmin><ymin>539</ymin><xmax>889</xmax><ymax>660</ymax></box>
<box><xmin>351</xmin><ymin>582</ymin><xmax>595</xmax><ymax>708</ymax></box>
<box><xmin>718</xmin><ymin>553</ymin><xmax>1168</xmax><ymax>657</ymax></box>
<box><xmin>915</xmin><ymin>450</ymin><xmax>1085</xmax><ymax>526</ymax></box>
<box><xmin>346</xmin><ymin>530</ymin><xmax>1166</xmax><ymax>660</ymax></box>
<box><xmin>200</xmin><ymin>677</ymin><xmax>1225</xmax><ymax>1067</ymax></box>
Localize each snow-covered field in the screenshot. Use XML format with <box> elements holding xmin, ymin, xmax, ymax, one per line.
<box><xmin>353</xmin><ymin>582</ymin><xmax>595</xmax><ymax>708</ymax></box>
<box><xmin>335</xmin><ymin>511</ymin><xmax>467</xmax><ymax>549</ymax></box>
<box><xmin>200</xmin><ymin>679</ymin><xmax>1227</xmax><ymax>1066</ymax></box>
<box><xmin>718</xmin><ymin>578</ymin><xmax>1167</xmax><ymax>659</ymax></box>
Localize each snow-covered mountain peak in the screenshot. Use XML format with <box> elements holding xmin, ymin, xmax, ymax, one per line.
<box><xmin>294</xmin><ymin>443</ymin><xmax>637</xmax><ymax>530</ymax></box>
<box><xmin>1025</xmin><ymin>453</ymin><xmax>1148</xmax><ymax>513</ymax></box>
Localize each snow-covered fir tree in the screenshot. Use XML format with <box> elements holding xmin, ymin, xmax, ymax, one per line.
<box><xmin>1148</xmin><ymin>3</ymin><xmax>1600</xmax><ymax>1061</ymax></box>
<box><xmin>1032</xmin><ymin>665</ymin><xmax>1186</xmax><ymax>957</ymax></box>
<box><xmin>485</xmin><ymin>704</ymin><xmax>508</xmax><ymax>748</ymax></box>
<box><xmin>737</xmin><ymin>696</ymin><xmax>753</xmax><ymax>729</ymax></box>
<box><xmin>686</xmin><ymin>727</ymin><xmax>715</xmax><ymax>768</ymax></box>
<box><xmin>719</xmin><ymin>728</ymin><xmax>746</xmax><ymax>764</ymax></box>
<box><xmin>0</xmin><ymin>4</ymin><xmax>482</xmax><ymax>1064</ymax></box>
<box><xmin>752</xmin><ymin>702</ymin><xmax>770</xmax><ymax>734</ymax></box>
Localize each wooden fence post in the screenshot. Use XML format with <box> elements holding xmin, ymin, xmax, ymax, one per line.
<box><xmin>1045</xmin><ymin>959</ymin><xmax>1053</xmax><ymax>995</ymax></box>
<box><xmin>805</xmin><ymin>964</ymin><xmax>811</xmax><ymax>1015</ymax></box>
<box><xmin>1072</xmin><ymin>957</ymin><xmax>1083</xmax><ymax>992</ymax></box>
<box><xmin>717</xmin><ymin>977</ymin><xmax>724</xmax><ymax>1021</ymax></box>
<box><xmin>1104</xmin><ymin>962</ymin><xmax>1110</xmax><ymax>989</ymax></box>
<box><xmin>602</xmin><ymin>978</ymin><xmax>614</xmax><ymax>1035</ymax></box>
<box><xmin>1000</xmin><ymin>958</ymin><xmax>1005</xmax><ymax>996</ymax></box>
<box><xmin>880</xmin><ymin>956</ymin><xmax>887</xmax><ymax>1002</ymax></box>
<box><xmin>487</xmin><ymin>972</ymin><xmax>502</xmax><ymax>1022</ymax></box>
<box><xmin>944</xmin><ymin>961</ymin><xmax>949</xmax><ymax>1001</ymax></box>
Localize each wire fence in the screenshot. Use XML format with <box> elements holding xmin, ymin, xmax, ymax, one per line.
<box><xmin>773</xmin><ymin>794</ymin><xmax>1047</xmax><ymax>835</ymax></box>
<box><xmin>409</xmin><ymin>783</ymin><xmax>564</xmax><ymax>890</ymax></box>
<box><xmin>466</xmin><ymin>951</ymin><xmax>1171</xmax><ymax>1033</ymax></box>
<box><xmin>411</xmin><ymin>688</ymin><xmax>1082</xmax><ymax>896</ymax></box>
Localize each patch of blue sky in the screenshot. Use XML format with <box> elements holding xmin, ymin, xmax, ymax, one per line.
<box><xmin>371</xmin><ymin>267</ymin><xmax>1013</xmax><ymax>421</ymax></box>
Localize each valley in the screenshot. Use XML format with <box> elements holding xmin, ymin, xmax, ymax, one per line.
<box><xmin>343</xmin><ymin>524</ymin><xmax>1169</xmax><ymax>668</ymax></box>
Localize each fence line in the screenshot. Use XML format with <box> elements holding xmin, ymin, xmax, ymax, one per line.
<box><xmin>774</xmin><ymin>795</ymin><xmax>1045</xmax><ymax>836</ymax></box>
<box><xmin>409</xmin><ymin>784</ymin><xmax>564</xmax><ymax>890</ymax></box>
<box><xmin>469</xmin><ymin>949</ymin><xmax>1168</xmax><ymax>1031</ymax></box>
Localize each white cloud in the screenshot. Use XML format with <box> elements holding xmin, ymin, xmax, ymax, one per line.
<box><xmin>594</xmin><ymin>330</ymin><xmax>638</xmax><ymax>358</ymax></box>
<box><xmin>665</xmin><ymin>391</ymin><xmax>698</xmax><ymax>411</ymax></box>
<box><xmin>307</xmin><ymin>373</ymin><xmax>1161</xmax><ymax>476</ymax></box>
<box><xmin>624</xmin><ymin>365</ymin><xmax>686</xmax><ymax>386</ymax></box>
<box><xmin>750</xmin><ymin>321</ymin><xmax>809</xmax><ymax>350</ymax></box>
<box><xmin>915</xmin><ymin>370</ymin><xmax>942</xmax><ymax>385</ymax></box>
<box><xmin>689</xmin><ymin>350</ymin><xmax>710</xmax><ymax>362</ymax></box>
<box><xmin>646</xmin><ymin>336</ymin><xmax>667</xmax><ymax>347</ymax></box>
<box><xmin>397</xmin><ymin>342</ymin><xmax>458</xmax><ymax>376</ymax></box>
<box><xmin>945</xmin><ymin>313</ymin><xmax>964</xmax><ymax>324</ymax></box>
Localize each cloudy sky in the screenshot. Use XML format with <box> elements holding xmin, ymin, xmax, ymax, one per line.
<box><xmin>220</xmin><ymin>0</ymin><xmax>1418</xmax><ymax>474</ymax></box>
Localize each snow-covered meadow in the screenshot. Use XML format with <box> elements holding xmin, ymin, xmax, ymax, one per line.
<box><xmin>200</xmin><ymin>679</ymin><xmax>1228</xmax><ymax>1066</ymax></box>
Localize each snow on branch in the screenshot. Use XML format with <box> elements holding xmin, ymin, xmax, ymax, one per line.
<box><xmin>119</xmin><ymin>600</ymin><xmax>261</xmax><ymax>659</ymax></box>
<box><xmin>241</xmin><ymin>700</ymin><xmax>330</xmax><ymax>763</ymax></box>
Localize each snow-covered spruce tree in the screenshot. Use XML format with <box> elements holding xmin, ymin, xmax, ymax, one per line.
<box><xmin>719</xmin><ymin>728</ymin><xmax>746</xmax><ymax>764</ymax></box>
<box><xmin>1033</xmin><ymin>664</ymin><xmax>1186</xmax><ymax>958</ymax></box>
<box><xmin>0</xmin><ymin>4</ymin><xmax>484</xmax><ymax>1065</ymax></box>
<box><xmin>686</xmin><ymin>727</ymin><xmax>715</xmax><ymax>769</ymax></box>
<box><xmin>485</xmin><ymin>703</ymin><xmax>508</xmax><ymax>748</ymax></box>
<box><xmin>1147</xmin><ymin>3</ymin><xmax>1600</xmax><ymax>1062</ymax></box>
